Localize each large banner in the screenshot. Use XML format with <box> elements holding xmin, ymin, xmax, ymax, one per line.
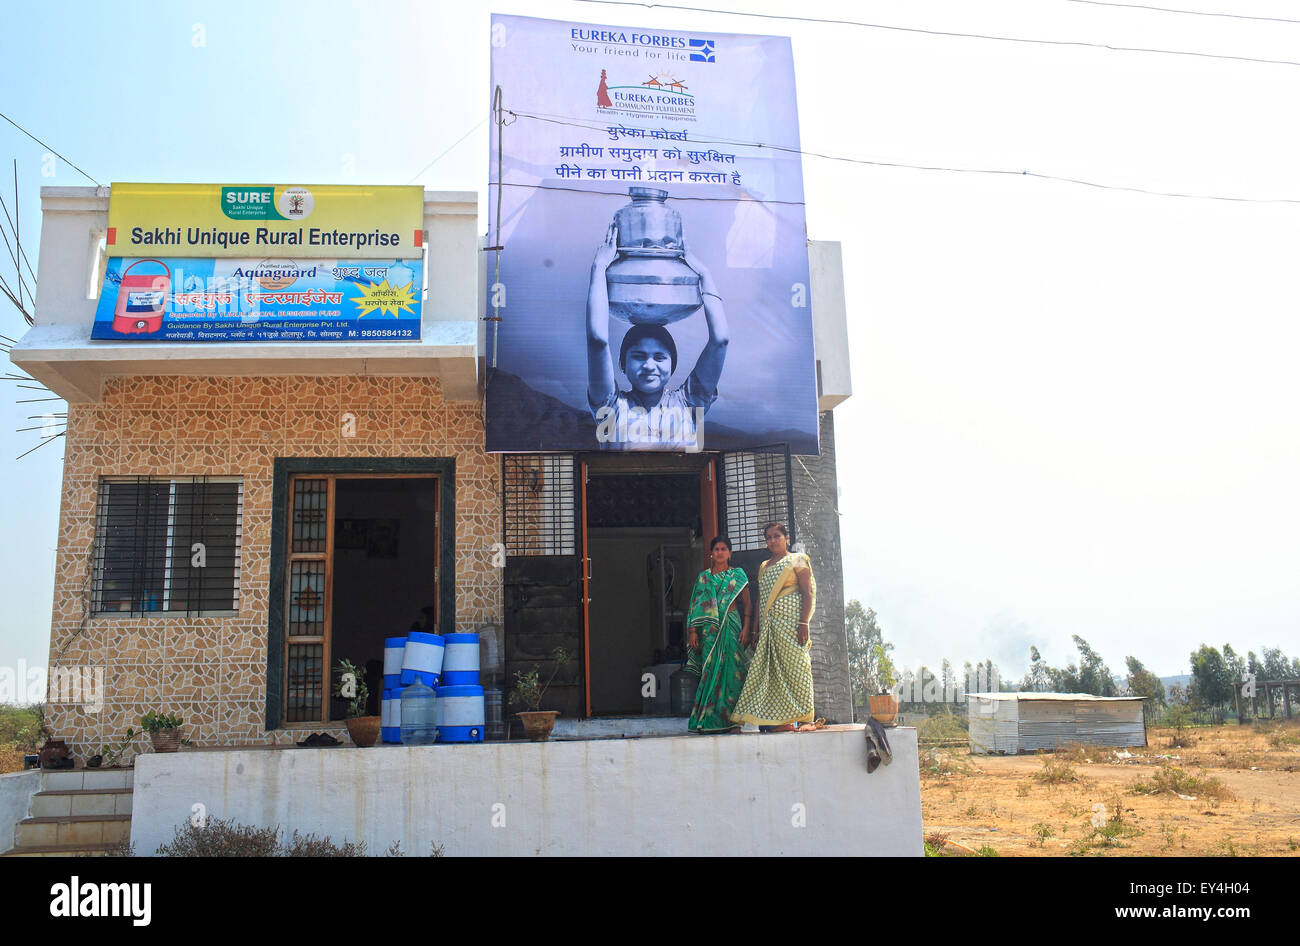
<box><xmin>485</xmin><ymin>14</ymin><xmax>819</xmax><ymax>454</ymax></box>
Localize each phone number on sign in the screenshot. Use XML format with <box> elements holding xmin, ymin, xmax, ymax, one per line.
<box><xmin>353</xmin><ymin>329</ymin><xmax>416</xmax><ymax>338</ymax></box>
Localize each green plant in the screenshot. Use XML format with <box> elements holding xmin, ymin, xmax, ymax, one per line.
<box><xmin>975</xmin><ymin>845</ymin><xmax>1000</xmax><ymax>857</ymax></box>
<box><xmin>1129</xmin><ymin>766</ymin><xmax>1234</xmax><ymax>803</ymax></box>
<box><xmin>139</xmin><ymin>711</ymin><xmax>182</xmax><ymax>734</ymax></box>
<box><xmin>1031</xmin><ymin>822</ymin><xmax>1055</xmax><ymax>847</ymax></box>
<box><xmin>919</xmin><ymin>746</ymin><xmax>972</xmax><ymax>778</ymax></box>
<box><xmin>332</xmin><ymin>658</ymin><xmax>370</xmax><ymax>719</ymax></box>
<box><xmin>1034</xmin><ymin>752</ymin><xmax>1078</xmax><ymax>785</ymax></box>
<box><xmin>99</xmin><ymin>727</ymin><xmax>137</xmax><ymax>767</ymax></box>
<box><xmin>511</xmin><ymin>647</ymin><xmax>572</xmax><ymax>712</ymax></box>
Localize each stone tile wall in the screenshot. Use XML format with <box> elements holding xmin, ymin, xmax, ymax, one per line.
<box><xmin>48</xmin><ymin>376</ymin><xmax>502</xmax><ymax>756</ymax></box>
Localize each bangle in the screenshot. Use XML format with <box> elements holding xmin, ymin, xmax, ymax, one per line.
<box><xmin>701</xmin><ymin>290</ymin><xmax>723</xmax><ymax>302</ymax></box>
<box><xmin>798</xmin><ymin>622</ymin><xmax>809</xmax><ymax>627</ymax></box>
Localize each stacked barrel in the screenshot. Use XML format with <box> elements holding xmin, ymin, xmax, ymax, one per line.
<box><xmin>380</xmin><ymin>631</ymin><xmax>485</xmax><ymax>743</ymax></box>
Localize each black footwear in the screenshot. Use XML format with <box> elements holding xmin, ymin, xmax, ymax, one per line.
<box><xmin>297</xmin><ymin>732</ymin><xmax>341</xmax><ymax>748</ymax></box>
<box><xmin>869</xmin><ymin>718</ymin><xmax>893</xmax><ymax>765</ymax></box>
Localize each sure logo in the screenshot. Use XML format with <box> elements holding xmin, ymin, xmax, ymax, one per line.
<box><xmin>221</xmin><ymin>186</ymin><xmax>284</xmax><ymax>220</ymax></box>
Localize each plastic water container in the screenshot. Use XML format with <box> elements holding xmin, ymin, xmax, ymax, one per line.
<box><xmin>437</xmin><ymin>684</ymin><xmax>485</xmax><ymax>743</ymax></box>
<box><xmin>400</xmin><ymin>631</ymin><xmax>445</xmax><ymax>687</ymax></box>
<box><xmin>441</xmin><ymin>632</ymin><xmax>480</xmax><ymax>686</ymax></box>
<box><xmin>384</xmin><ymin>637</ymin><xmax>407</xmax><ymax>690</ymax></box>
<box><xmin>400</xmin><ymin>680</ymin><xmax>439</xmax><ymax>745</ymax></box>
<box><xmin>382</xmin><ymin>686</ymin><xmax>405</xmax><ymax>743</ymax></box>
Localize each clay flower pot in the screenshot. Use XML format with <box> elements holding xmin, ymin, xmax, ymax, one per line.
<box><xmin>517</xmin><ymin>711</ymin><xmax>560</xmax><ymax>742</ymax></box>
<box><xmin>869</xmin><ymin>694</ymin><xmax>899</xmax><ymax>726</ymax></box>
<box><xmin>345</xmin><ymin>715</ymin><xmax>381</xmax><ymax>748</ymax></box>
<box><xmin>150</xmin><ymin>729</ymin><xmax>182</xmax><ymax>753</ymax></box>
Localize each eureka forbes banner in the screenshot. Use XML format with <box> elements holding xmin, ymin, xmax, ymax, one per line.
<box><xmin>485</xmin><ymin>14</ymin><xmax>819</xmax><ymax>454</ymax></box>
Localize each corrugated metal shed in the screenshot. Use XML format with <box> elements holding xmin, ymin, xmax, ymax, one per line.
<box><xmin>966</xmin><ymin>693</ymin><xmax>1146</xmax><ymax>755</ymax></box>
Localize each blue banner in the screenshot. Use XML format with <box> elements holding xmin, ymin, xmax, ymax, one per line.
<box><xmin>91</xmin><ymin>257</ymin><xmax>422</xmax><ymax>341</ymax></box>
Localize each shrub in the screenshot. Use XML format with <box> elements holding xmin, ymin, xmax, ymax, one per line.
<box><xmin>154</xmin><ymin>817</ymin><xmax>432</xmax><ymax>857</ymax></box>
<box><xmin>1129</xmin><ymin>766</ymin><xmax>1234</xmax><ymax>803</ymax></box>
<box><xmin>1034</xmin><ymin>753</ymin><xmax>1078</xmax><ymax>785</ymax></box>
<box><xmin>919</xmin><ymin>747</ymin><xmax>972</xmax><ymax>778</ymax></box>
<box><xmin>1031</xmin><ymin>822</ymin><xmax>1055</xmax><ymax>847</ymax></box>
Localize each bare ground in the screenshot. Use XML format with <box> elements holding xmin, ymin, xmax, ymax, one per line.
<box><xmin>920</xmin><ymin>719</ymin><xmax>1300</xmax><ymax>856</ymax></box>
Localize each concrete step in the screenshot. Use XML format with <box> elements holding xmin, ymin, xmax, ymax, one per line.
<box><xmin>2</xmin><ymin>841</ymin><xmax>124</xmax><ymax>858</ymax></box>
<box><xmin>30</xmin><ymin>788</ymin><xmax>133</xmax><ymax>818</ymax></box>
<box><xmin>15</xmin><ymin>814</ymin><xmax>131</xmax><ymax>848</ymax></box>
<box><xmin>40</xmin><ymin>769</ymin><xmax>133</xmax><ymax>792</ymax></box>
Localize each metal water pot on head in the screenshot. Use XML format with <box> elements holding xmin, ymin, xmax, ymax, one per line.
<box><xmin>606</xmin><ymin>187</ymin><xmax>703</xmax><ymax>325</ymax></box>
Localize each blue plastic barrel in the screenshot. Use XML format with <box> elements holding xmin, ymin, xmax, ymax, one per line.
<box><xmin>437</xmin><ymin>684</ymin><xmax>485</xmax><ymax>743</ymax></box>
<box><xmin>401</xmin><ymin>680</ymin><xmax>439</xmax><ymax>745</ymax></box>
<box><xmin>382</xmin><ymin>685</ymin><xmax>406</xmax><ymax>743</ymax></box>
<box><xmin>440</xmin><ymin>632</ymin><xmax>480</xmax><ymax>686</ymax></box>
<box><xmin>400</xmin><ymin>631</ymin><xmax>445</xmax><ymax>687</ymax></box>
<box><xmin>384</xmin><ymin>637</ymin><xmax>407</xmax><ymax>690</ymax></box>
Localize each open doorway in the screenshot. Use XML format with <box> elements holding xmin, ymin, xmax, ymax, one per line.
<box><xmin>584</xmin><ymin>468</ymin><xmax>706</xmax><ymax>716</ymax></box>
<box><xmin>277</xmin><ymin>470</ymin><xmax>444</xmax><ymax>726</ymax></box>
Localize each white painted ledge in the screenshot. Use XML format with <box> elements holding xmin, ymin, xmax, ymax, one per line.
<box><xmin>10</xmin><ymin>321</ymin><xmax>480</xmax><ymax>403</ymax></box>
<box><xmin>130</xmin><ymin>726</ymin><xmax>922</xmax><ymax>857</ymax></box>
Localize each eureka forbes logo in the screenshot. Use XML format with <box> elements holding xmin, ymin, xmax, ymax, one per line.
<box><xmin>689</xmin><ymin>39</ymin><xmax>715</xmax><ymax>62</ymax></box>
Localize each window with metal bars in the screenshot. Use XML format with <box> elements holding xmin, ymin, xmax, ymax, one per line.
<box><xmin>720</xmin><ymin>447</ymin><xmax>794</xmax><ymax>551</ymax></box>
<box><xmin>502</xmin><ymin>455</ymin><xmax>576</xmax><ymax>555</ymax></box>
<box><xmin>92</xmin><ymin>476</ymin><xmax>243</xmax><ymax>616</ymax></box>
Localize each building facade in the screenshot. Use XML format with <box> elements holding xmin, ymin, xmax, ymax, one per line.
<box><xmin>14</xmin><ymin>186</ymin><xmax>854</xmax><ymax>755</ymax></box>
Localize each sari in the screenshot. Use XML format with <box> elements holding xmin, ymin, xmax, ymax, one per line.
<box><xmin>685</xmin><ymin>566</ymin><xmax>751</xmax><ymax>733</ymax></box>
<box><xmin>731</xmin><ymin>552</ymin><xmax>817</xmax><ymax>727</ymax></box>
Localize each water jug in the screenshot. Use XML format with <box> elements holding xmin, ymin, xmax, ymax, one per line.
<box><xmin>607</xmin><ymin>188</ymin><xmax>702</xmax><ymax>325</ymax></box>
<box><xmin>669</xmin><ymin>664</ymin><xmax>699</xmax><ymax>716</ymax></box>
<box><xmin>400</xmin><ymin>680</ymin><xmax>438</xmax><ymax>745</ymax></box>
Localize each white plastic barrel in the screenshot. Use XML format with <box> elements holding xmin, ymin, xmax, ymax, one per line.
<box><xmin>400</xmin><ymin>631</ymin><xmax>445</xmax><ymax>687</ymax></box>
<box><xmin>440</xmin><ymin>632</ymin><xmax>480</xmax><ymax>686</ymax></box>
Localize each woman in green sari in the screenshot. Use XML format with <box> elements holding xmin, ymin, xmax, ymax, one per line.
<box><xmin>685</xmin><ymin>536</ymin><xmax>753</xmax><ymax>733</ymax></box>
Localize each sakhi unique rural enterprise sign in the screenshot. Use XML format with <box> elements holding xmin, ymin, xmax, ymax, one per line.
<box><xmin>93</xmin><ymin>183</ymin><xmax>423</xmax><ymax>341</ymax></box>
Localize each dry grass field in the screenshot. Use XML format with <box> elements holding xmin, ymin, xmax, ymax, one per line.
<box><xmin>921</xmin><ymin>718</ymin><xmax>1300</xmax><ymax>856</ymax></box>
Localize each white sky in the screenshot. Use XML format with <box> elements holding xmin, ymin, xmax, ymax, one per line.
<box><xmin>1</xmin><ymin>0</ymin><xmax>1297</xmax><ymax>683</ymax></box>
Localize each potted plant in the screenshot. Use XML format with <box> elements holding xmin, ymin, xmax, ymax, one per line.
<box><xmin>511</xmin><ymin>648</ymin><xmax>571</xmax><ymax>742</ymax></box>
<box><xmin>141</xmin><ymin>711</ymin><xmax>184</xmax><ymax>752</ymax></box>
<box><xmin>868</xmin><ymin>656</ymin><xmax>901</xmax><ymax>726</ymax></box>
<box><xmin>91</xmin><ymin>728</ymin><xmax>137</xmax><ymax>768</ymax></box>
<box><xmin>334</xmin><ymin>659</ymin><xmax>380</xmax><ymax>747</ymax></box>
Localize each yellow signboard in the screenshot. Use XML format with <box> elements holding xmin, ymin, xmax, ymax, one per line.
<box><xmin>106</xmin><ymin>182</ymin><xmax>425</xmax><ymax>259</ymax></box>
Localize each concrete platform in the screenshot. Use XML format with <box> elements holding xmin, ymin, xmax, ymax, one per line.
<box><xmin>131</xmin><ymin>725</ymin><xmax>922</xmax><ymax>856</ymax></box>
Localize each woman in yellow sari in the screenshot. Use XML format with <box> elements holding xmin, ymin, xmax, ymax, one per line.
<box><xmin>731</xmin><ymin>522</ymin><xmax>816</xmax><ymax>732</ymax></box>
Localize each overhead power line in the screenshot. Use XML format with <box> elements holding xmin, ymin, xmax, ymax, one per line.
<box><xmin>503</xmin><ymin>108</ymin><xmax>1300</xmax><ymax>205</ymax></box>
<box><xmin>572</xmin><ymin>0</ymin><xmax>1300</xmax><ymax>69</ymax></box>
<box><xmin>0</xmin><ymin>111</ymin><xmax>101</xmax><ymax>186</ymax></box>
<box><xmin>1066</xmin><ymin>0</ymin><xmax>1300</xmax><ymax>26</ymax></box>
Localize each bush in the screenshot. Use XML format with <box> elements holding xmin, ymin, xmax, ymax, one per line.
<box><xmin>154</xmin><ymin>817</ymin><xmax>431</xmax><ymax>857</ymax></box>
<box><xmin>1033</xmin><ymin>753</ymin><xmax>1078</xmax><ymax>785</ymax></box>
<box><xmin>1129</xmin><ymin>766</ymin><xmax>1234</xmax><ymax>803</ymax></box>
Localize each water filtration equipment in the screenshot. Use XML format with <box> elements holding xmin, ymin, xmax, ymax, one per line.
<box><xmin>440</xmin><ymin>632</ymin><xmax>480</xmax><ymax>686</ymax></box>
<box><xmin>112</xmin><ymin>259</ymin><xmax>171</xmax><ymax>334</ymax></box>
<box><xmin>400</xmin><ymin>631</ymin><xmax>445</xmax><ymax>687</ymax></box>
<box><xmin>382</xmin><ymin>686</ymin><xmax>406</xmax><ymax>744</ymax></box>
<box><xmin>437</xmin><ymin>684</ymin><xmax>485</xmax><ymax>743</ymax></box>
<box><xmin>383</xmin><ymin>636</ymin><xmax>407</xmax><ymax>690</ymax></box>
<box><xmin>400</xmin><ymin>680</ymin><xmax>438</xmax><ymax>745</ymax></box>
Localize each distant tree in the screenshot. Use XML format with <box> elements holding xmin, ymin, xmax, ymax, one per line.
<box><xmin>1262</xmin><ymin>647</ymin><xmax>1292</xmax><ymax>681</ymax></box>
<box><xmin>1223</xmin><ymin>644</ymin><xmax>1245</xmax><ymax>684</ymax></box>
<box><xmin>940</xmin><ymin>659</ymin><xmax>954</xmax><ymax>697</ymax></box>
<box><xmin>1124</xmin><ymin>656</ymin><xmax>1166</xmax><ymax>724</ymax></box>
<box><xmin>1071</xmin><ymin>635</ymin><xmax>1117</xmax><ymax>696</ymax></box>
<box><xmin>1020</xmin><ymin>646</ymin><xmax>1051</xmax><ymax>692</ymax></box>
<box><xmin>1246</xmin><ymin>650</ymin><xmax>1263</xmax><ymax>678</ymax></box>
<box><xmin>1188</xmin><ymin>644</ymin><xmax>1232</xmax><ymax>722</ymax></box>
<box><xmin>844</xmin><ymin>601</ymin><xmax>898</xmax><ymax>719</ymax></box>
